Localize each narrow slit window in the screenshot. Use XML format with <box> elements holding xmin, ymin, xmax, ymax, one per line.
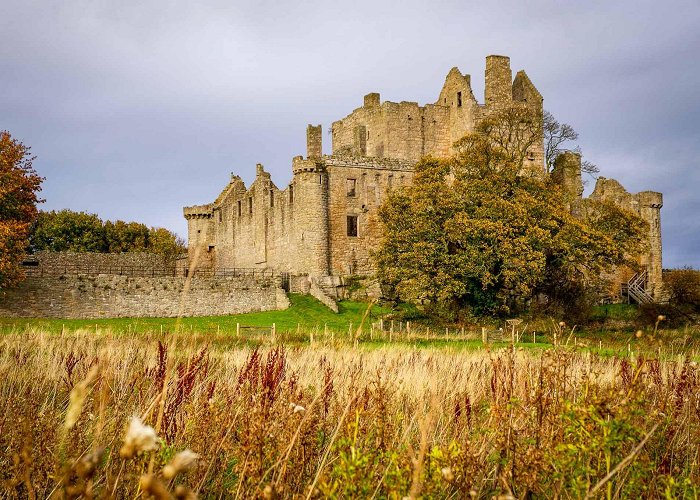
<box><xmin>289</xmin><ymin>185</ymin><xmax>294</xmax><ymax>203</ymax></box>
<box><xmin>248</xmin><ymin>197</ymin><xmax>253</xmax><ymax>214</ymax></box>
<box><xmin>457</xmin><ymin>91</ymin><xmax>462</xmax><ymax>107</ymax></box>
<box><xmin>347</xmin><ymin>215</ymin><xmax>358</xmax><ymax>237</ymax></box>
<box><xmin>347</xmin><ymin>178</ymin><xmax>357</xmax><ymax>197</ymax></box>
<box><xmin>237</xmin><ymin>200</ymin><xmax>242</xmax><ymax>217</ymax></box>
<box><xmin>270</xmin><ymin>190</ymin><xmax>274</xmax><ymax>207</ymax></box>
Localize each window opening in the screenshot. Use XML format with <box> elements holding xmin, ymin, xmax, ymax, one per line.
<box><xmin>346</xmin><ymin>178</ymin><xmax>357</xmax><ymax>197</ymax></box>
<box><xmin>347</xmin><ymin>215</ymin><xmax>358</xmax><ymax>237</ymax></box>
<box><xmin>248</xmin><ymin>197</ymin><xmax>253</xmax><ymax>214</ymax></box>
<box><xmin>457</xmin><ymin>91</ymin><xmax>462</xmax><ymax>107</ymax></box>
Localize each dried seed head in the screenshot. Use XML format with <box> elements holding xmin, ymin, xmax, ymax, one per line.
<box><xmin>64</xmin><ymin>364</ymin><xmax>100</xmax><ymax>430</ymax></box>
<box><xmin>657</xmin><ymin>315</ymin><xmax>666</xmax><ymax>321</ymax></box>
<box><xmin>120</xmin><ymin>416</ymin><xmax>159</xmax><ymax>459</ymax></box>
<box><xmin>441</xmin><ymin>466</ymin><xmax>454</xmax><ymax>481</ymax></box>
<box><xmin>162</xmin><ymin>449</ymin><xmax>200</xmax><ymax>479</ymax></box>
<box><xmin>635</xmin><ymin>330</ymin><xmax>643</xmax><ymax>338</ymax></box>
<box><xmin>289</xmin><ymin>403</ymin><xmax>305</xmax><ymax>413</ymax></box>
<box><xmin>139</xmin><ymin>474</ymin><xmax>171</xmax><ymax>500</ymax></box>
<box><xmin>174</xmin><ymin>484</ymin><xmax>198</xmax><ymax>500</ymax></box>
<box><xmin>558</xmin><ymin>321</ymin><xmax>566</xmax><ymax>327</ymax></box>
<box><xmin>75</xmin><ymin>447</ymin><xmax>105</xmax><ymax>479</ymax></box>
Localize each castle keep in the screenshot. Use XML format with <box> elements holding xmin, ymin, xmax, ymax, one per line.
<box><xmin>184</xmin><ymin>55</ymin><xmax>663</xmax><ymax>300</ymax></box>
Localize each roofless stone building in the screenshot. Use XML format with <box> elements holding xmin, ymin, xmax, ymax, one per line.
<box><xmin>184</xmin><ymin>55</ymin><xmax>663</xmax><ymax>301</ymax></box>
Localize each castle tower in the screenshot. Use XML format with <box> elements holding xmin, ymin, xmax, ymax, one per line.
<box><xmin>551</xmin><ymin>152</ymin><xmax>583</xmax><ymax>215</ymax></box>
<box><xmin>292</xmin><ymin>156</ymin><xmax>330</xmax><ymax>277</ymax></box>
<box><xmin>637</xmin><ymin>191</ymin><xmax>663</xmax><ymax>298</ymax></box>
<box><xmin>485</xmin><ymin>55</ymin><xmax>513</xmax><ymax>107</ymax></box>
<box><xmin>307</xmin><ymin>124</ymin><xmax>322</xmax><ymax>158</ymax></box>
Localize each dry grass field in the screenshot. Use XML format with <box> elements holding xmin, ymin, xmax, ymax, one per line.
<box><xmin>1</xmin><ymin>328</ymin><xmax>699</xmax><ymax>498</ymax></box>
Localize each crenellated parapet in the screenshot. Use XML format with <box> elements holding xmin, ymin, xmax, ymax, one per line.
<box><xmin>292</xmin><ymin>155</ymin><xmax>326</xmax><ymax>174</ymax></box>
<box><xmin>183</xmin><ymin>204</ymin><xmax>213</xmax><ymax>220</ymax></box>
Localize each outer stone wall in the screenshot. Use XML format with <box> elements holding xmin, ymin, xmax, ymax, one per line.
<box><xmin>0</xmin><ymin>275</ymin><xmax>289</xmax><ymax>319</ymax></box>
<box><xmin>27</xmin><ymin>251</ymin><xmax>172</xmax><ymax>273</ymax></box>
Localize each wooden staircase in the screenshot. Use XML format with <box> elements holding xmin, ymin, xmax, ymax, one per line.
<box><xmin>621</xmin><ymin>270</ymin><xmax>654</xmax><ymax>304</ymax></box>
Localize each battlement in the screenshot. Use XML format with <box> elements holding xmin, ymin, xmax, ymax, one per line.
<box><xmin>183</xmin><ymin>204</ymin><xmax>213</xmax><ymax>219</ymax></box>
<box><xmin>637</xmin><ymin>191</ymin><xmax>663</xmax><ymax>208</ymax></box>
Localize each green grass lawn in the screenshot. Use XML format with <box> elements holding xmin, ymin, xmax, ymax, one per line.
<box><xmin>3</xmin><ymin>296</ymin><xmax>697</xmax><ymax>360</ymax></box>
<box><xmin>0</xmin><ymin>294</ymin><xmax>389</xmax><ymax>335</ymax></box>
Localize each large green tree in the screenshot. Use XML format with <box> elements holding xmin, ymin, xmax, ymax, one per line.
<box><xmin>376</xmin><ymin>107</ymin><xmax>646</xmax><ymax>318</ymax></box>
<box><xmin>30</xmin><ymin>210</ymin><xmax>185</xmax><ymax>259</ymax></box>
<box><xmin>0</xmin><ymin>131</ymin><xmax>43</xmax><ymax>288</ymax></box>
<box><xmin>31</xmin><ymin>209</ymin><xmax>106</xmax><ymax>252</ymax></box>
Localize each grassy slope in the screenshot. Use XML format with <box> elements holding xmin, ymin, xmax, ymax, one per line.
<box><xmin>0</xmin><ymin>294</ymin><xmax>388</xmax><ymax>334</ymax></box>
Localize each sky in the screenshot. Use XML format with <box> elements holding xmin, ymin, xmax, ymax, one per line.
<box><xmin>2</xmin><ymin>0</ymin><xmax>699</xmax><ymax>267</ymax></box>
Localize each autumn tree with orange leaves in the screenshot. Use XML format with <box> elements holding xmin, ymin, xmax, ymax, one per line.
<box><xmin>0</xmin><ymin>131</ymin><xmax>43</xmax><ymax>288</ymax></box>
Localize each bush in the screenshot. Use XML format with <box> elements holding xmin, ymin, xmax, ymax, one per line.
<box><xmin>665</xmin><ymin>268</ymin><xmax>700</xmax><ymax>310</ymax></box>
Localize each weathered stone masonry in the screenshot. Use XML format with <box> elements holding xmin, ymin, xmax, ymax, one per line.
<box><xmin>0</xmin><ymin>275</ymin><xmax>289</xmax><ymax>319</ymax></box>
<box><xmin>184</xmin><ymin>54</ymin><xmax>664</xmax><ymax>300</ymax></box>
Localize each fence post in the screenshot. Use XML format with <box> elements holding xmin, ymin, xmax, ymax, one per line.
<box><xmin>272</xmin><ymin>323</ymin><xmax>276</xmax><ymax>337</ymax></box>
<box><xmin>482</xmin><ymin>327</ymin><xmax>487</xmax><ymax>345</ymax></box>
<box><xmin>236</xmin><ymin>323</ymin><xmax>240</xmax><ymax>337</ymax></box>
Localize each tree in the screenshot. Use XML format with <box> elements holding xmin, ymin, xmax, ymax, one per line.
<box><xmin>0</xmin><ymin>131</ymin><xmax>43</xmax><ymax>288</ymax></box>
<box><xmin>148</xmin><ymin>227</ymin><xmax>186</xmax><ymax>261</ymax></box>
<box><xmin>376</xmin><ymin>107</ymin><xmax>646</xmax><ymax>318</ymax></box>
<box><xmin>30</xmin><ymin>210</ymin><xmax>106</xmax><ymax>252</ymax></box>
<box><xmin>543</xmin><ymin>110</ymin><xmax>599</xmax><ymax>176</ymax></box>
<box><xmin>29</xmin><ymin>209</ymin><xmax>185</xmax><ymax>259</ymax></box>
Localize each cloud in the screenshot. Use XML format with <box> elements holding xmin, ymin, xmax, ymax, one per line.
<box><xmin>2</xmin><ymin>0</ymin><xmax>698</xmax><ymax>266</ymax></box>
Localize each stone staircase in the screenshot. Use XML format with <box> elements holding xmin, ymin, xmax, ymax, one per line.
<box><xmin>621</xmin><ymin>270</ymin><xmax>654</xmax><ymax>304</ymax></box>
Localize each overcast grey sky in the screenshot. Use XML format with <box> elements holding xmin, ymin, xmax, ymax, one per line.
<box><xmin>2</xmin><ymin>0</ymin><xmax>699</xmax><ymax>267</ymax></box>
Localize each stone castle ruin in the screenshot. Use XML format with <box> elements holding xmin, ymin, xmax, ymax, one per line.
<box><xmin>185</xmin><ymin>55</ymin><xmax>663</xmax><ymax>302</ymax></box>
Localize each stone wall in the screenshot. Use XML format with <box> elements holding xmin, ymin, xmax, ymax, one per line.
<box><xmin>0</xmin><ymin>275</ymin><xmax>289</xmax><ymax>319</ymax></box>
<box><xmin>184</xmin><ymin>153</ymin><xmax>415</xmax><ymax>279</ymax></box>
<box><xmin>26</xmin><ymin>251</ymin><xmax>172</xmax><ymax>273</ymax></box>
<box><xmin>325</xmin><ymin>157</ymin><xmax>414</xmax><ymax>276</ymax></box>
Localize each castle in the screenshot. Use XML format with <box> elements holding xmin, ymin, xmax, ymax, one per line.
<box><xmin>184</xmin><ymin>55</ymin><xmax>663</xmax><ymax>301</ymax></box>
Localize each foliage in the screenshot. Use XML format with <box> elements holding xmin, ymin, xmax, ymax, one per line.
<box><xmin>29</xmin><ymin>209</ymin><xmax>186</xmax><ymax>258</ymax></box>
<box><xmin>1</xmin><ymin>333</ymin><xmax>699</xmax><ymax>497</ymax></box>
<box><xmin>0</xmin><ymin>131</ymin><xmax>43</xmax><ymax>289</ymax></box>
<box><xmin>376</xmin><ymin>106</ymin><xmax>647</xmax><ymax>318</ymax></box>
<box><xmin>543</xmin><ymin>110</ymin><xmax>599</xmax><ymax>175</ymax></box>
<box><xmin>635</xmin><ymin>268</ymin><xmax>700</xmax><ymax>328</ymax></box>
<box><xmin>30</xmin><ymin>210</ymin><xmax>105</xmax><ymax>252</ymax></box>
<box><xmin>664</xmin><ymin>267</ymin><xmax>700</xmax><ymax>310</ymax></box>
